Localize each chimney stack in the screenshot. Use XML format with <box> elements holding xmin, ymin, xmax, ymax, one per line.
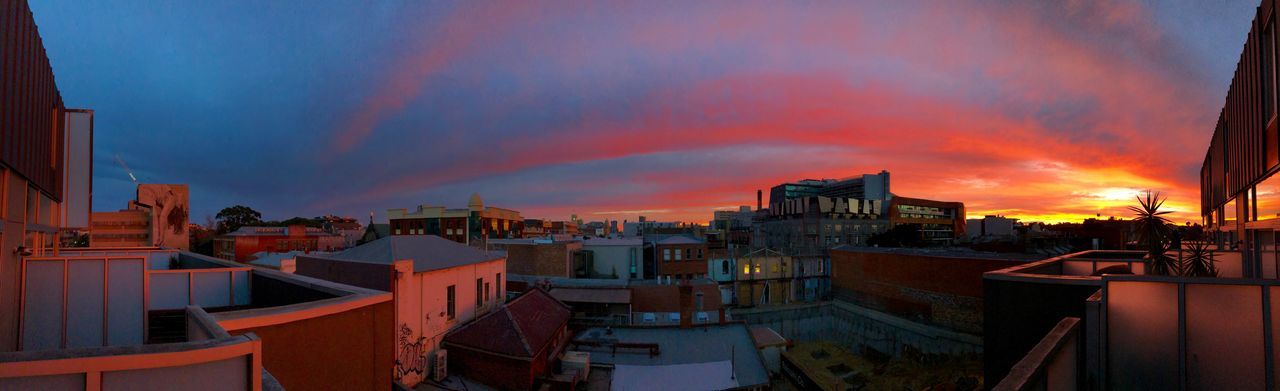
<box><xmin>756</xmin><ymin>190</ymin><xmax>763</xmax><ymax>211</ymax></box>
<box><xmin>679</xmin><ymin>283</ymin><xmax>694</xmax><ymax>329</ymax></box>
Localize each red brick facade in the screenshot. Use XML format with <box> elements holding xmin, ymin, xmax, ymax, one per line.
<box><xmin>656</xmin><ymin>243</ymin><xmax>708</xmax><ymax>279</ymax></box>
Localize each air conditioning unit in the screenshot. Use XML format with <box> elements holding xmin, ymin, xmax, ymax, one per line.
<box><xmin>562</xmin><ymin>351</ymin><xmax>591</xmax><ymax>380</ymax></box>
<box><xmin>433</xmin><ymin>349</ymin><xmax>448</xmax><ymax>381</ymax></box>
<box><xmin>696</xmin><ymin>311</ymin><xmax>709</xmax><ymax>323</ymax></box>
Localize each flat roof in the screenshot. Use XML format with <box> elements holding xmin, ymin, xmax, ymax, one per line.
<box><xmin>549</xmin><ymin>288</ymin><xmax>631</xmax><ymax>304</ymax></box>
<box><xmin>323</xmin><ymin>235</ymin><xmax>504</xmax><ymax>273</ymax></box>
<box><xmin>750</xmin><ymin>326</ymin><xmax>787</xmax><ymax>348</ymax></box>
<box><xmin>574</xmin><ymin>324</ymin><xmax>769</xmax><ymax>388</ymax></box>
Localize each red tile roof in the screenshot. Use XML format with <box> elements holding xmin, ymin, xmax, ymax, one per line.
<box><xmin>443</xmin><ymin>289</ymin><xmax>571</xmax><ymax>358</ymax></box>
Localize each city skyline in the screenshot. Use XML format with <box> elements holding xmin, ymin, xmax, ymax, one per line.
<box><xmin>28</xmin><ymin>0</ymin><xmax>1258</xmax><ymax>224</ymax></box>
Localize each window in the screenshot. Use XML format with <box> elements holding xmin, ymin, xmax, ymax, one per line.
<box><xmin>26</xmin><ymin>186</ymin><xmax>38</xmax><ymax>224</ymax></box>
<box><xmin>476</xmin><ymin>278</ymin><xmax>484</xmax><ymax>308</ymax></box>
<box><xmin>675</xmin><ymin>250</ymin><xmax>682</xmax><ymax>261</ymax></box>
<box><xmin>629</xmin><ymin>258</ymin><xmax>637</xmax><ymax>278</ymax></box>
<box><xmin>496</xmin><ymin>273</ymin><xmax>502</xmax><ymax>298</ymax></box>
<box><xmin>484</xmin><ymin>282</ymin><xmax>491</xmax><ymax>303</ymax></box>
<box><xmin>447</xmin><ymin>285</ymin><xmax>456</xmax><ymax>320</ymax></box>
<box><xmin>754</xmin><ymin>263</ymin><xmax>761</xmax><ymax>273</ymax></box>
<box><xmin>771</xmin><ymin>264</ymin><xmax>779</xmax><ymax>273</ymax></box>
<box><xmin>663</xmin><ymin>249</ymin><xmax>671</xmax><ymax>261</ymax></box>
<box><xmin>721</xmin><ymin>260</ymin><xmax>730</xmax><ymax>274</ymax></box>
<box><xmin>697</xmin><ymin>249</ymin><xmax>703</xmax><ymax>259</ymax></box>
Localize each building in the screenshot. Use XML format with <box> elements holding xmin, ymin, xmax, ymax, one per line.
<box><xmin>293</xmin><ymin>235</ymin><xmax>507</xmax><ymax>387</ymax></box>
<box><xmin>488</xmin><ymin>238</ymin><xmax>584</xmax><ymax>278</ymax></box>
<box><xmin>548</xmin><ymin>287</ymin><xmax>632</xmax><ymax>326</ymax></box>
<box><xmin>966</xmin><ymin>215</ymin><xmax>1018</xmax><ymax>239</ymax></box>
<box><xmin>734</xmin><ymin>248</ymin><xmax>797</xmax><ymax>306</ymax></box>
<box><xmin>387</xmin><ymin>193</ymin><xmax>523</xmax><ymax>245</ymax></box>
<box><xmin>89</xmin><ymin>184</ymin><xmax>190</xmax><ymax>249</ymax></box>
<box><xmin>629</xmin><ymin>280</ymin><xmax>723</xmax><ymax>325</ymax></box>
<box><xmin>569</xmin><ymin>323</ymin><xmax>770</xmax><ymax>390</ymax></box>
<box><xmin>0</xmin><ymin>0</ymin><xmax>94</xmax><ymax>353</ymax></box>
<box><xmin>213</xmin><ymin>224</ymin><xmax>345</xmax><ymax>262</ymax></box>
<box><xmin>887</xmin><ymin>196</ymin><xmax>966</xmax><ymax>244</ymax></box>
<box><xmin>622</xmin><ymin>217</ymin><xmax>677</xmax><ymax>237</ymax></box>
<box><xmin>321</xmin><ymin>215</ymin><xmax>364</xmax><ymax>248</ymax></box>
<box><xmin>522</xmin><ymin>218</ymin><xmax>550</xmax><ymax>237</ymax></box>
<box><xmin>548</xmin><ymin>220</ymin><xmax>579</xmax><ymax>235</ymax></box>
<box><xmin>580</xmin><ymin>237</ymin><xmax>644</xmax><ymax>280</ymax></box>
<box><xmin>652</xmin><ymin>235</ymin><xmax>708</xmax><ymax>280</ymax></box>
<box><xmin>441</xmin><ymin>288</ymin><xmax>572</xmax><ymax>390</ymax></box>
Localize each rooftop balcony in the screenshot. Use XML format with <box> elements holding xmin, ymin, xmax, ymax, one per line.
<box><xmin>1</xmin><ymin>246</ymin><xmax>394</xmax><ymax>390</ymax></box>
<box><xmin>991</xmin><ymin>251</ymin><xmax>1274</xmax><ymax>390</ymax></box>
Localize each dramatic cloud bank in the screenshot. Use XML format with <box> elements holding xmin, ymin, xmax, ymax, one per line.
<box><xmin>32</xmin><ymin>0</ymin><xmax>1258</xmax><ymax>223</ymax></box>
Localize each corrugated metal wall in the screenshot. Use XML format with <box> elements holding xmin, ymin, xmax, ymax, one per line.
<box><xmin>1202</xmin><ymin>0</ymin><xmax>1280</xmax><ymax>218</ymax></box>
<box><xmin>1</xmin><ymin>0</ymin><xmax>66</xmax><ymax>200</ymax></box>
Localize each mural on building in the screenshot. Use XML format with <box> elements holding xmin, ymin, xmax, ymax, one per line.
<box><xmin>136</xmin><ymin>184</ymin><xmax>190</xmax><ymax>250</ymax></box>
<box><xmin>395</xmin><ymin>324</ymin><xmax>429</xmax><ymax>382</ymax></box>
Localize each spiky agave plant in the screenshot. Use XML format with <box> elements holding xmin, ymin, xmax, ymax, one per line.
<box><xmin>1129</xmin><ymin>191</ymin><xmax>1177</xmax><ymax>275</ymax></box>
<box><xmin>1180</xmin><ymin>241</ymin><xmax>1219</xmax><ymax>277</ymax></box>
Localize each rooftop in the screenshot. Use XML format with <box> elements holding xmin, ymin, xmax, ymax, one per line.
<box><xmin>442</xmin><ymin>289</ymin><xmax>571</xmax><ymax>358</ymax></box>
<box><xmin>654</xmin><ymin>235</ymin><xmax>705</xmax><ymax>245</ymax></box>
<box><xmin>832</xmin><ymin>245</ymin><xmax>1046</xmax><ymax>261</ymax></box>
<box><xmin>580</xmin><ymin>237</ymin><xmax>643</xmax><ymax>246</ymax></box>
<box><xmin>572</xmin><ymin>324</ymin><xmax>769</xmax><ymax>389</ymax></box>
<box><xmin>324</xmin><ymin>235</ymin><xmax>504</xmax><ymax>273</ymax></box>
<box><xmin>548</xmin><ymin>287</ymin><xmax>631</xmax><ymax>304</ymax></box>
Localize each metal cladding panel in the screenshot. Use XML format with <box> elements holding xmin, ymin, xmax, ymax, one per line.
<box><xmin>61</xmin><ymin>110</ymin><xmax>93</xmax><ymax>228</ymax></box>
<box><xmin>0</xmin><ymin>0</ymin><xmax>65</xmax><ymax>200</ymax></box>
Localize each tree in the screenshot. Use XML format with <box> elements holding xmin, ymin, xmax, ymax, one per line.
<box><xmin>215</xmin><ymin>205</ymin><xmax>262</xmax><ymax>234</ymax></box>
<box><xmin>1129</xmin><ymin>191</ymin><xmax>1177</xmax><ymax>275</ymax></box>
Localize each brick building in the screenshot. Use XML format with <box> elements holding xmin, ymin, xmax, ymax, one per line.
<box><xmin>441</xmin><ymin>289</ymin><xmax>572</xmax><ymax>390</ymax></box>
<box><xmin>489</xmin><ymin>238</ymin><xmax>584</xmax><ymax>278</ymax></box>
<box><xmin>650</xmin><ymin>235</ymin><xmax>708</xmax><ymax>280</ymax></box>
<box><xmin>214</xmin><ymin>224</ymin><xmax>346</xmax><ymax>261</ymax></box>
<box><xmin>388</xmin><ymin>193</ymin><xmax>523</xmax><ymax>245</ymax></box>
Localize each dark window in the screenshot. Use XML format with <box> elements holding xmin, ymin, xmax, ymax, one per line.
<box><xmin>447</xmin><ymin>285</ymin><xmax>456</xmax><ymax>320</ymax></box>
<box><xmin>496</xmin><ymin>273</ymin><xmax>502</xmax><ymax>298</ymax></box>
<box><xmin>721</xmin><ymin>260</ymin><xmax>729</xmax><ymax>274</ymax></box>
<box><xmin>476</xmin><ymin>278</ymin><xmax>484</xmax><ymax>308</ymax></box>
<box><xmin>484</xmin><ymin>282</ymin><xmax>491</xmax><ymax>303</ymax></box>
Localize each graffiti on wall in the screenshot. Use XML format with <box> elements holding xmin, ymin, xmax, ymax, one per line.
<box><xmin>136</xmin><ymin>184</ymin><xmax>190</xmax><ymax>250</ymax></box>
<box><xmin>395</xmin><ymin>324</ymin><xmax>430</xmax><ymax>381</ymax></box>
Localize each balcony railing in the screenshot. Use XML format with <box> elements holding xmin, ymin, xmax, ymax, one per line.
<box><xmin>20</xmin><ymin>252</ymin><xmax>251</xmax><ymax>351</ymax></box>
<box><xmin>0</xmin><ymin>306</ymin><xmax>268</xmax><ymax>391</ymax></box>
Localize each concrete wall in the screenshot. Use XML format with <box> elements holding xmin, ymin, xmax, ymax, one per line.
<box><xmin>582</xmin><ymin>244</ymin><xmax>641</xmax><ymax>279</ymax></box>
<box><xmin>224</xmin><ymin>300</ymin><xmax>393</xmax><ymax>391</ymax></box>
<box><xmin>830</xmin><ymin>249</ymin><xmax>1023</xmax><ymax>334</ymax></box>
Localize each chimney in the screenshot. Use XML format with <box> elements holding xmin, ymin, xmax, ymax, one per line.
<box><xmin>757</xmin><ymin>190</ymin><xmax>763</xmax><ymax>211</ymax></box>
<box><xmin>679</xmin><ymin>283</ymin><xmax>694</xmax><ymax>329</ymax></box>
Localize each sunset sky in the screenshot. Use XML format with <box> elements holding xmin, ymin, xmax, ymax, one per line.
<box><xmin>29</xmin><ymin>0</ymin><xmax>1259</xmax><ymax>225</ymax></box>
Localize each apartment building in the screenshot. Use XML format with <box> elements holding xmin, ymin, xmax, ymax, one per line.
<box><xmin>652</xmin><ymin>235</ymin><xmax>708</xmax><ymax>280</ymax></box>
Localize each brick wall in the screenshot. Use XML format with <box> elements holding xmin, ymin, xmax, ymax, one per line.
<box><xmin>501</xmin><ymin>242</ymin><xmax>578</xmax><ymax>278</ymax></box>
<box><xmin>830</xmin><ymin>249</ymin><xmax>1024</xmax><ymax>334</ymax></box>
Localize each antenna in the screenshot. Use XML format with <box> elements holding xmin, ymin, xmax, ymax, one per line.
<box><xmin>113</xmin><ymin>154</ymin><xmax>139</xmax><ymax>183</ymax></box>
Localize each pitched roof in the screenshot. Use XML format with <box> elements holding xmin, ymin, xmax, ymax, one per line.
<box><xmin>327</xmin><ymin>235</ymin><xmax>503</xmax><ymax>273</ymax></box>
<box><xmin>443</xmin><ymin>289</ymin><xmax>571</xmax><ymax>358</ymax></box>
